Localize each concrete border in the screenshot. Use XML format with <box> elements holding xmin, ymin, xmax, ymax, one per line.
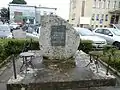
<box><xmin>0</xmin><ymin>56</ymin><xmax>12</xmax><ymax>76</ymax></box>
<box><xmin>99</xmin><ymin>59</ymin><xmax>120</xmax><ymax>77</ymax></box>
<box><xmin>0</xmin><ymin>55</ymin><xmax>19</xmax><ymax>76</ymax></box>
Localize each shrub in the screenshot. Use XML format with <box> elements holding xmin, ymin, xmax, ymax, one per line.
<box><xmin>0</xmin><ymin>39</ymin><xmax>40</xmax><ymax>63</ymax></box>
<box><xmin>78</xmin><ymin>40</ymin><xmax>92</xmax><ymax>53</ymax></box>
<box><xmin>99</xmin><ymin>46</ymin><xmax>120</xmax><ymax>71</ymax></box>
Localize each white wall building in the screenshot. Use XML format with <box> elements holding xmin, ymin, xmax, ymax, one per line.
<box><xmin>9</xmin><ymin>4</ymin><xmax>57</xmax><ymax>25</ymax></box>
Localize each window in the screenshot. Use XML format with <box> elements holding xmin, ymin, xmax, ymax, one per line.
<box><xmin>101</xmin><ymin>14</ymin><xmax>104</xmax><ymax>20</ymax></box>
<box><xmin>72</xmin><ymin>18</ymin><xmax>75</xmax><ymax>20</ymax></box>
<box><xmin>98</xmin><ymin>0</ymin><xmax>102</xmax><ymax>8</ymax></box>
<box><xmin>92</xmin><ymin>14</ymin><xmax>95</xmax><ymax>20</ymax></box>
<box><xmin>43</xmin><ymin>11</ymin><xmax>47</xmax><ymax>15</ymax></box>
<box><xmin>103</xmin><ymin>29</ymin><xmax>112</xmax><ymax>35</ymax></box>
<box><xmin>91</xmin><ymin>25</ymin><xmax>94</xmax><ymax>28</ymax></box>
<box><xmin>36</xmin><ymin>28</ymin><xmax>39</xmax><ymax>34</ymax></box>
<box><xmin>96</xmin><ymin>14</ymin><xmax>99</xmax><ymax>20</ymax></box>
<box><xmin>96</xmin><ymin>25</ymin><xmax>98</xmax><ymax>28</ymax></box>
<box><xmin>81</xmin><ymin>0</ymin><xmax>85</xmax><ymax>16</ymax></box>
<box><xmin>77</xmin><ymin>24</ymin><xmax>79</xmax><ymax>27</ymax></box>
<box><xmin>72</xmin><ymin>13</ymin><xmax>75</xmax><ymax>20</ymax></box>
<box><xmin>50</xmin><ymin>12</ymin><xmax>53</xmax><ymax>15</ymax></box>
<box><xmin>119</xmin><ymin>2</ymin><xmax>120</xmax><ymax>8</ymax></box>
<box><xmin>105</xmin><ymin>14</ymin><xmax>108</xmax><ymax>21</ymax></box>
<box><xmin>113</xmin><ymin>1</ymin><xmax>116</xmax><ymax>9</ymax></box>
<box><xmin>95</xmin><ymin>29</ymin><xmax>103</xmax><ymax>34</ymax></box>
<box><xmin>102</xmin><ymin>0</ymin><xmax>106</xmax><ymax>8</ymax></box>
<box><xmin>107</xmin><ymin>0</ymin><xmax>110</xmax><ymax>9</ymax></box>
<box><xmin>93</xmin><ymin>0</ymin><xmax>96</xmax><ymax>8</ymax></box>
<box><xmin>72</xmin><ymin>0</ymin><xmax>76</xmax><ymax>9</ymax></box>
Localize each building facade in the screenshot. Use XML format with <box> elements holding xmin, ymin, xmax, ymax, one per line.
<box><xmin>69</xmin><ymin>0</ymin><xmax>120</xmax><ymax>28</ymax></box>
<box><xmin>9</xmin><ymin>4</ymin><xmax>57</xmax><ymax>25</ymax></box>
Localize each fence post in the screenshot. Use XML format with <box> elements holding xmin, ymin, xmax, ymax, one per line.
<box><xmin>106</xmin><ymin>55</ymin><xmax>111</xmax><ymax>75</ymax></box>
<box><xmin>12</xmin><ymin>54</ymin><xmax>17</xmax><ymax>79</ymax></box>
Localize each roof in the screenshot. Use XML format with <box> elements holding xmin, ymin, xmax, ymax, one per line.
<box><xmin>94</xmin><ymin>28</ymin><xmax>117</xmax><ymax>31</ymax></box>
<box><xmin>95</xmin><ymin>27</ymin><xmax>112</xmax><ymax>29</ymax></box>
<box><xmin>9</xmin><ymin>4</ymin><xmax>36</xmax><ymax>8</ymax></box>
<box><xmin>36</xmin><ymin>7</ymin><xmax>57</xmax><ymax>10</ymax></box>
<box><xmin>9</xmin><ymin>4</ymin><xmax>57</xmax><ymax>10</ymax></box>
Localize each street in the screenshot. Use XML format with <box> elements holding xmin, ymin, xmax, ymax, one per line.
<box><xmin>12</xmin><ymin>29</ymin><xmax>26</xmax><ymax>39</ymax></box>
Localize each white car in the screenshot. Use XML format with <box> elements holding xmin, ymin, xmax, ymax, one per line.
<box><xmin>26</xmin><ymin>26</ymin><xmax>41</xmax><ymax>39</ymax></box>
<box><xmin>110</xmin><ymin>24</ymin><xmax>120</xmax><ymax>30</ymax></box>
<box><xmin>74</xmin><ymin>27</ymin><xmax>107</xmax><ymax>49</ymax></box>
<box><xmin>9</xmin><ymin>23</ymin><xmax>20</xmax><ymax>30</ymax></box>
<box><xmin>0</xmin><ymin>25</ymin><xmax>13</xmax><ymax>38</ymax></box>
<box><xmin>93</xmin><ymin>28</ymin><xmax>120</xmax><ymax>48</ymax></box>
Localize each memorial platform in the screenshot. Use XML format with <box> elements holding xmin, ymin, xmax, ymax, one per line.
<box><xmin>7</xmin><ymin>50</ymin><xmax>116</xmax><ymax>90</ymax></box>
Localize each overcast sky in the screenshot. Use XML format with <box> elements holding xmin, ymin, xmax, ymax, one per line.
<box><xmin>0</xmin><ymin>0</ymin><xmax>70</xmax><ymax>20</ymax></box>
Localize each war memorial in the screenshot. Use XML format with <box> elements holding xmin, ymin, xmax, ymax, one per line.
<box><xmin>7</xmin><ymin>15</ymin><xmax>116</xmax><ymax>90</ymax></box>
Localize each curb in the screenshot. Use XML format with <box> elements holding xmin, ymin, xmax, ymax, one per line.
<box><xmin>0</xmin><ymin>56</ymin><xmax>12</xmax><ymax>76</ymax></box>
<box><xmin>0</xmin><ymin>55</ymin><xmax>19</xmax><ymax>76</ymax></box>
<box><xmin>99</xmin><ymin>59</ymin><xmax>120</xmax><ymax>77</ymax></box>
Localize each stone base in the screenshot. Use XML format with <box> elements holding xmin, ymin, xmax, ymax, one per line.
<box><xmin>43</xmin><ymin>57</ymin><xmax>76</xmax><ymax>69</ymax></box>
<box><xmin>7</xmin><ymin>79</ymin><xmax>116</xmax><ymax>90</ymax></box>
<box><xmin>7</xmin><ymin>51</ymin><xmax>117</xmax><ymax>90</ymax></box>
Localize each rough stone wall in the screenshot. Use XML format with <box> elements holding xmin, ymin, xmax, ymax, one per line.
<box><xmin>39</xmin><ymin>15</ymin><xmax>80</xmax><ymax>60</ymax></box>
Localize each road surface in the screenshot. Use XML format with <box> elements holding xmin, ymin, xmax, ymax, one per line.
<box><xmin>12</xmin><ymin>29</ymin><xmax>26</xmax><ymax>39</ymax></box>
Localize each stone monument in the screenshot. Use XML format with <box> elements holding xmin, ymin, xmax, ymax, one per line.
<box><xmin>7</xmin><ymin>15</ymin><xmax>116</xmax><ymax>90</ymax></box>
<box><xmin>40</xmin><ymin>15</ymin><xmax>80</xmax><ymax>60</ymax></box>
<box><xmin>39</xmin><ymin>15</ymin><xmax>80</xmax><ymax>67</ymax></box>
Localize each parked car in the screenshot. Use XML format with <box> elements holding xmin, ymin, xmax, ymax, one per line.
<box><xmin>93</xmin><ymin>28</ymin><xmax>120</xmax><ymax>48</ymax></box>
<box><xmin>9</xmin><ymin>23</ymin><xmax>20</xmax><ymax>30</ymax></box>
<box><xmin>24</xmin><ymin>24</ymin><xmax>38</xmax><ymax>32</ymax></box>
<box><xmin>0</xmin><ymin>25</ymin><xmax>13</xmax><ymax>38</ymax></box>
<box><xmin>74</xmin><ymin>27</ymin><xmax>107</xmax><ymax>49</ymax></box>
<box><xmin>26</xmin><ymin>26</ymin><xmax>41</xmax><ymax>39</ymax></box>
<box><xmin>22</xmin><ymin>24</ymin><xmax>29</xmax><ymax>31</ymax></box>
<box><xmin>110</xmin><ymin>24</ymin><xmax>120</xmax><ymax>30</ymax></box>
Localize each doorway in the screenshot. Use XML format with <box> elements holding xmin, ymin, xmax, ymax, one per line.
<box><xmin>110</xmin><ymin>15</ymin><xmax>119</xmax><ymax>24</ymax></box>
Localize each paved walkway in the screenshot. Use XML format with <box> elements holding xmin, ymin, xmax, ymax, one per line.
<box><xmin>12</xmin><ymin>29</ymin><xmax>26</xmax><ymax>39</ymax></box>
<box><xmin>0</xmin><ymin>50</ymin><xmax>120</xmax><ymax>90</ymax></box>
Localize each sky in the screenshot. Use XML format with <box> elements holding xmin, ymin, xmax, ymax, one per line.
<box><xmin>0</xmin><ymin>0</ymin><xmax>70</xmax><ymax>20</ymax></box>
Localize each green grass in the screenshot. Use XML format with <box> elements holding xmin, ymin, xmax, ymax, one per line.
<box><xmin>99</xmin><ymin>50</ymin><xmax>120</xmax><ymax>71</ymax></box>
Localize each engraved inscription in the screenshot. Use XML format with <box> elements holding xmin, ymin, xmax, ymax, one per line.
<box><xmin>51</xmin><ymin>25</ymin><xmax>66</xmax><ymax>46</ymax></box>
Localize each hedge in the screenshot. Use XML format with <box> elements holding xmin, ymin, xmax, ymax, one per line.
<box><xmin>78</xmin><ymin>40</ymin><xmax>93</xmax><ymax>53</ymax></box>
<box><xmin>0</xmin><ymin>39</ymin><xmax>40</xmax><ymax>63</ymax></box>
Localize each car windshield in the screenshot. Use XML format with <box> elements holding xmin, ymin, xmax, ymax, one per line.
<box><xmin>111</xmin><ymin>29</ymin><xmax>120</xmax><ymax>36</ymax></box>
<box><xmin>0</xmin><ymin>26</ymin><xmax>10</xmax><ymax>31</ymax></box>
<box><xmin>78</xmin><ymin>29</ymin><xmax>94</xmax><ymax>36</ymax></box>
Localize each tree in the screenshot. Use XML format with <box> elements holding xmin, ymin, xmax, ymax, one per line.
<box><xmin>0</xmin><ymin>8</ymin><xmax>9</xmax><ymax>21</ymax></box>
<box><xmin>10</xmin><ymin>0</ymin><xmax>27</xmax><ymax>4</ymax></box>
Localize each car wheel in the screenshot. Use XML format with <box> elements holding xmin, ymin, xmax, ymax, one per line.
<box><xmin>114</xmin><ymin>42</ymin><xmax>120</xmax><ymax>49</ymax></box>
